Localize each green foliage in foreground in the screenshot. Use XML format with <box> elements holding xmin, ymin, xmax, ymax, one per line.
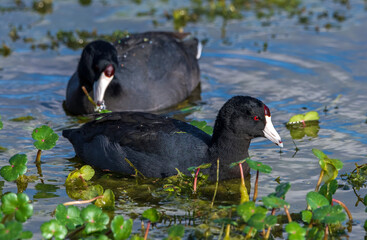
<box><xmin>0</xmin><ymin>121</ymin><xmax>364</xmax><ymax>239</ymax></box>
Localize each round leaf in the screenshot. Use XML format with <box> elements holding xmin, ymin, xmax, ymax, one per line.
<box><xmin>312</xmin><ymin>148</ymin><xmax>327</xmax><ymax>161</ymax></box>
<box><xmin>306</xmin><ymin>192</ymin><xmax>329</xmax><ymax>211</ymax></box>
<box><xmin>328</xmin><ymin>158</ymin><xmax>343</xmax><ymax>171</ymax></box>
<box><xmin>81</xmin><ymin>204</ymin><xmax>109</xmax><ymax>234</ymax></box>
<box><xmin>142</xmin><ymin>208</ymin><xmax>159</xmax><ymax>223</ymax></box>
<box><xmin>304</xmin><ymin>111</ymin><xmax>319</xmax><ymax>121</ymax></box>
<box><xmin>285</xmin><ymin>222</ymin><xmax>306</xmax><ymax>239</ymax></box>
<box><xmin>55</xmin><ymin>204</ymin><xmax>83</xmax><ymax>230</ymax></box>
<box><xmin>274</xmin><ymin>182</ymin><xmax>291</xmax><ymax>198</ymax></box>
<box><xmin>246</xmin><ymin>159</ymin><xmax>272</xmax><ymax>173</ymax></box>
<box><xmin>0</xmin><ymin>154</ymin><xmax>27</xmax><ymax>181</ymax></box>
<box><xmin>237</xmin><ymin>201</ymin><xmax>256</xmax><ymax>222</ymax></box>
<box><xmin>41</xmin><ymin>219</ymin><xmax>68</xmax><ymax>240</ymax></box>
<box><xmin>288</xmin><ymin>114</ymin><xmax>304</xmax><ymax>124</ymax></box>
<box><xmin>313</xmin><ymin>205</ymin><xmax>346</xmax><ymax>224</ymax></box>
<box><xmin>248</xmin><ymin>213</ymin><xmax>266</xmax><ymax>230</ymax></box>
<box><xmin>0</xmin><ymin>221</ymin><xmax>22</xmax><ymax>240</ymax></box>
<box><xmin>301</xmin><ymin>210</ymin><xmax>312</xmax><ymax>224</ymax></box>
<box><xmin>32</xmin><ymin>125</ymin><xmax>59</xmax><ymax>150</ymax></box>
<box><xmin>321</xmin><ymin>163</ymin><xmax>338</xmax><ymax>183</ymax></box>
<box><xmin>95</xmin><ymin>189</ymin><xmax>115</xmax><ymax>209</ymax></box>
<box><xmin>79</xmin><ymin>165</ymin><xmax>95</xmax><ymax>181</ymax></box>
<box><xmin>1</xmin><ymin>193</ymin><xmax>33</xmax><ymax>222</ymax></box>
<box><xmin>111</xmin><ymin>215</ymin><xmax>133</xmax><ymax>240</ymax></box>
<box><xmin>168</xmin><ymin>225</ymin><xmax>185</xmax><ymax>237</ymax></box>
<box><xmin>262</xmin><ymin>196</ymin><xmax>289</xmax><ymax>209</ymax></box>
<box><xmin>264</xmin><ymin>215</ymin><xmax>277</xmax><ymax>227</ymax></box>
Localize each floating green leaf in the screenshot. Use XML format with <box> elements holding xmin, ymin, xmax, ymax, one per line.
<box><xmin>246</xmin><ymin>159</ymin><xmax>272</xmax><ymax>173</ymax></box>
<box><xmin>190</xmin><ymin>120</ymin><xmax>213</xmax><ymax>135</ymax></box>
<box><xmin>306</xmin><ymin>192</ymin><xmax>329</xmax><ymax>211</ymax></box>
<box><xmin>95</xmin><ymin>189</ymin><xmax>115</xmax><ymax>209</ymax></box>
<box><xmin>269</xmin><ymin>182</ymin><xmax>291</xmax><ymax>199</ymax></box>
<box><xmin>285</xmin><ymin>222</ymin><xmax>306</xmax><ymax>240</ymax></box>
<box><xmin>264</xmin><ymin>215</ymin><xmax>277</xmax><ymax>227</ymax></box>
<box><xmin>0</xmin><ymin>154</ymin><xmax>27</xmax><ymax>181</ymax></box>
<box><xmin>1</xmin><ymin>193</ymin><xmax>33</xmax><ymax>222</ymax></box>
<box><xmin>262</xmin><ymin>196</ymin><xmax>289</xmax><ymax>209</ymax></box>
<box><xmin>41</xmin><ymin>219</ymin><xmax>68</xmax><ymax>240</ymax></box>
<box><xmin>66</xmin><ymin>165</ymin><xmax>95</xmax><ymax>186</ymax></box>
<box><xmin>81</xmin><ymin>184</ymin><xmax>104</xmax><ymax>200</ymax></box>
<box><xmin>312</xmin><ymin>148</ymin><xmax>327</xmax><ymax>161</ymax></box>
<box><xmin>111</xmin><ymin>215</ymin><xmax>133</xmax><ymax>240</ymax></box>
<box><xmin>167</xmin><ymin>225</ymin><xmax>185</xmax><ymax>239</ymax></box>
<box><xmin>0</xmin><ymin>115</ymin><xmax>2</xmax><ymax>130</ymax></box>
<box><xmin>55</xmin><ymin>204</ymin><xmax>83</xmax><ymax>230</ymax></box>
<box><xmin>288</xmin><ymin>111</ymin><xmax>319</xmax><ymax>124</ymax></box>
<box><xmin>237</xmin><ymin>201</ymin><xmax>256</xmax><ymax>222</ymax></box>
<box><xmin>0</xmin><ymin>221</ymin><xmax>23</xmax><ymax>240</ymax></box>
<box><xmin>301</xmin><ymin>210</ymin><xmax>312</xmax><ymax>224</ymax></box>
<box><xmin>247</xmin><ymin>212</ymin><xmax>267</xmax><ymax>230</ymax></box>
<box><xmin>142</xmin><ymin>208</ymin><xmax>159</xmax><ymax>223</ymax></box>
<box><xmin>81</xmin><ymin>204</ymin><xmax>109</xmax><ymax>234</ymax></box>
<box><xmin>313</xmin><ymin>205</ymin><xmax>346</xmax><ymax>224</ymax></box>
<box><xmin>32</xmin><ymin>125</ymin><xmax>59</xmax><ymax>150</ymax></box>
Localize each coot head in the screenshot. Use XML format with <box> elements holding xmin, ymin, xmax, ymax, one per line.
<box><xmin>77</xmin><ymin>40</ymin><xmax>119</xmax><ymax>109</ymax></box>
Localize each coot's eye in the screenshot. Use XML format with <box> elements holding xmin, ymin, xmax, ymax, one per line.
<box><xmin>254</xmin><ymin>116</ymin><xmax>259</xmax><ymax>121</ymax></box>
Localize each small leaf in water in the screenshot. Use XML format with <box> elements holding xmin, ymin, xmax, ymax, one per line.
<box><xmin>312</xmin><ymin>148</ymin><xmax>327</xmax><ymax>161</ymax></box>
<box><xmin>81</xmin><ymin>204</ymin><xmax>109</xmax><ymax>234</ymax></box>
<box><xmin>55</xmin><ymin>204</ymin><xmax>83</xmax><ymax>230</ymax></box>
<box><xmin>237</xmin><ymin>201</ymin><xmax>256</xmax><ymax>222</ymax></box>
<box><xmin>246</xmin><ymin>159</ymin><xmax>272</xmax><ymax>173</ymax></box>
<box><xmin>0</xmin><ymin>146</ymin><xmax>7</xmax><ymax>152</ymax></box>
<box><xmin>167</xmin><ymin>225</ymin><xmax>185</xmax><ymax>238</ymax></box>
<box><xmin>301</xmin><ymin>210</ymin><xmax>312</xmax><ymax>223</ymax></box>
<box><xmin>95</xmin><ymin>189</ymin><xmax>115</xmax><ymax>209</ymax></box>
<box><xmin>79</xmin><ymin>165</ymin><xmax>95</xmax><ymax>181</ymax></box>
<box><xmin>142</xmin><ymin>208</ymin><xmax>159</xmax><ymax>223</ymax></box>
<box><xmin>0</xmin><ymin>221</ymin><xmax>23</xmax><ymax>240</ymax></box>
<box><xmin>10</xmin><ymin>116</ymin><xmax>35</xmax><ymax>122</ymax></box>
<box><xmin>0</xmin><ymin>115</ymin><xmax>3</xmax><ymax>130</ymax></box>
<box><xmin>111</xmin><ymin>215</ymin><xmax>133</xmax><ymax>240</ymax></box>
<box><xmin>304</xmin><ymin>111</ymin><xmax>320</xmax><ymax>121</ymax></box>
<box><xmin>272</xmin><ymin>182</ymin><xmax>291</xmax><ymax>199</ymax></box>
<box><xmin>1</xmin><ymin>192</ymin><xmax>33</xmax><ymax>222</ymax></box>
<box><xmin>32</xmin><ymin>125</ymin><xmax>59</xmax><ymax>150</ymax></box>
<box><xmin>285</xmin><ymin>222</ymin><xmax>306</xmax><ymax>239</ymax></box>
<box><xmin>41</xmin><ymin>219</ymin><xmax>68</xmax><ymax>240</ymax></box>
<box><xmin>0</xmin><ymin>154</ymin><xmax>28</xmax><ymax>181</ymax></box>
<box><xmin>262</xmin><ymin>196</ymin><xmax>289</xmax><ymax>209</ymax></box>
<box><xmin>313</xmin><ymin>205</ymin><xmax>346</xmax><ymax>224</ymax></box>
<box><xmin>247</xmin><ymin>212</ymin><xmax>267</xmax><ymax>230</ymax></box>
<box><xmin>187</xmin><ymin>163</ymin><xmax>211</xmax><ymax>172</ymax></box>
<box><xmin>306</xmin><ymin>192</ymin><xmax>329</xmax><ymax>210</ymax></box>
<box><xmin>288</xmin><ymin>114</ymin><xmax>304</xmax><ymax>124</ymax></box>
<box><xmin>229</xmin><ymin>157</ymin><xmax>249</xmax><ymax>168</ymax></box>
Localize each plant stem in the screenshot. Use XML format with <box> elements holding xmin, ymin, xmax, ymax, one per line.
<box><xmin>144</xmin><ymin>221</ymin><xmax>151</xmax><ymax>240</ymax></box>
<box><xmin>193</xmin><ymin>168</ymin><xmax>200</xmax><ymax>193</ymax></box>
<box><xmin>81</xmin><ymin>86</ymin><xmax>97</xmax><ymax>107</ymax></box>
<box><xmin>265</xmin><ymin>208</ymin><xmax>276</xmax><ymax>239</ymax></box>
<box><xmin>239</xmin><ymin>163</ymin><xmax>245</xmax><ymax>186</ymax></box>
<box><xmin>36</xmin><ymin>161</ymin><xmax>44</xmax><ymax>184</ymax></box>
<box><xmin>324</xmin><ymin>225</ymin><xmax>328</xmax><ymax>240</ymax></box>
<box><xmin>332</xmin><ymin>199</ymin><xmax>353</xmax><ymax>221</ymax></box>
<box><xmin>223</xmin><ymin>224</ymin><xmax>230</xmax><ymax>240</ymax></box>
<box><xmin>253</xmin><ymin>170</ymin><xmax>259</xmax><ymax>202</ymax></box>
<box><xmin>35</xmin><ymin>149</ymin><xmax>42</xmax><ymax>163</ymax></box>
<box><xmin>211</xmin><ymin>158</ymin><xmax>220</xmax><ymax>208</ymax></box>
<box><xmin>284</xmin><ymin>206</ymin><xmax>292</xmax><ymax>223</ymax></box>
<box><xmin>245</xmin><ymin>227</ymin><xmax>254</xmax><ymax>240</ymax></box>
<box><xmin>315</xmin><ymin>170</ymin><xmax>324</xmax><ymax>192</ymax></box>
<box><xmin>63</xmin><ymin>195</ymin><xmax>103</xmax><ymax>206</ymax></box>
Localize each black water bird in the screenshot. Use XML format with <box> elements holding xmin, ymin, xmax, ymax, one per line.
<box><xmin>65</xmin><ymin>32</ymin><xmax>202</xmax><ymax>115</ymax></box>
<box><xmin>63</xmin><ymin>96</ymin><xmax>283</xmax><ymax>180</ymax></box>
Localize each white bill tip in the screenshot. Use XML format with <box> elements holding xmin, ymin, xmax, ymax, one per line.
<box><xmin>263</xmin><ymin>116</ymin><xmax>283</xmax><ymax>148</ymax></box>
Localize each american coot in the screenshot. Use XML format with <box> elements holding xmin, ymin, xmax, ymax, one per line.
<box><xmin>63</xmin><ymin>96</ymin><xmax>283</xmax><ymax>180</ymax></box>
<box><xmin>65</xmin><ymin>32</ymin><xmax>201</xmax><ymax>115</ymax></box>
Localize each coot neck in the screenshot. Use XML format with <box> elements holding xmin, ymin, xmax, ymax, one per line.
<box><xmin>208</xmin><ymin>130</ymin><xmax>252</xmax><ymax>180</ymax></box>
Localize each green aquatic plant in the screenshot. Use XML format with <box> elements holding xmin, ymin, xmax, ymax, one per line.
<box><xmin>111</xmin><ymin>215</ymin><xmax>133</xmax><ymax>240</ymax></box>
<box><xmin>287</xmin><ymin>111</ymin><xmax>320</xmax><ymax>139</ymax></box>
<box><xmin>0</xmin><ymin>114</ymin><xmax>3</xmax><ymax>130</ymax></box>
<box><xmin>142</xmin><ymin>208</ymin><xmax>160</xmax><ymax>240</ymax></box>
<box><xmin>32</xmin><ymin>125</ymin><xmax>58</xmax><ymax>163</ymax></box>
<box><xmin>0</xmin><ymin>154</ymin><xmax>27</xmax><ymax>182</ymax></box>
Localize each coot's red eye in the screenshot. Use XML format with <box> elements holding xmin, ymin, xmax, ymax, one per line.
<box><xmin>254</xmin><ymin>116</ymin><xmax>259</xmax><ymax>121</ymax></box>
<box><xmin>264</xmin><ymin>105</ymin><xmax>271</xmax><ymax>117</ymax></box>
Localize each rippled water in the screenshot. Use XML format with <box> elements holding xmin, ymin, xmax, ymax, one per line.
<box><xmin>0</xmin><ymin>0</ymin><xmax>367</xmax><ymax>238</ymax></box>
